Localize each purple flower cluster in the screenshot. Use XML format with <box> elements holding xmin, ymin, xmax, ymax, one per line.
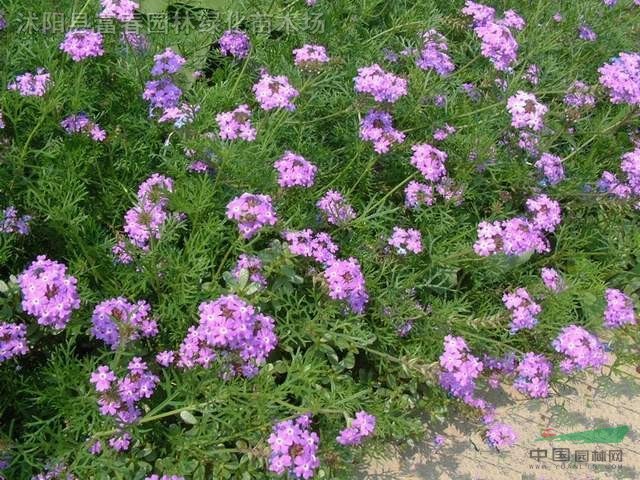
<box><xmin>404</xmin><ymin>181</ymin><xmax>435</xmax><ymax>208</ymax></box>
<box><xmin>353</xmin><ymin>64</ymin><xmax>408</xmax><ymax>103</ymax></box>
<box><xmin>293</xmin><ymin>44</ymin><xmax>330</xmax><ymax>71</ymax></box>
<box><xmin>226</xmin><ymin>193</ymin><xmax>277</xmax><ymax>239</ymax></box>
<box><xmin>252</xmin><ymin>72</ymin><xmax>299</xmax><ymax>111</ymax></box>
<box><xmin>268</xmin><ymin>415</ymin><xmax>320</xmax><ymax>479</ymax></box>
<box><xmin>232</xmin><ymin>254</ymin><xmax>267</xmax><ymax>288</ymax></box>
<box><xmin>121</xmin><ymin>32</ymin><xmax>150</xmax><ymax>52</ymax></box>
<box><xmin>535</xmin><ymin>153</ymin><xmax>565</xmax><ymax>185</ymax></box>
<box><xmin>541</xmin><ymin>267</ymin><xmax>565</xmax><ymax>292</ymax></box>
<box><xmin>564</xmin><ymin>81</ymin><xmax>596</xmax><ymax>110</ymax></box>
<box><xmin>216</xmin><ymin>104</ymin><xmax>257</xmax><ymax>141</ymax></box>
<box><xmin>143</xmin><ymin>78</ymin><xmax>182</xmax><ymax>109</ymax></box>
<box><xmin>410</xmin><ymin>143</ymin><xmax>447</xmax><ymax>182</ymax></box>
<box><xmin>61</xmin><ymin>113</ymin><xmax>107</xmax><ymax>142</ymax></box>
<box><xmin>514</xmin><ymin>353</ymin><xmax>551</xmax><ymax>398</ymax></box>
<box><xmin>151</xmin><ymin>48</ymin><xmax>186</xmax><ymax>76</ymax></box>
<box><xmin>439</xmin><ymin>335</ymin><xmax>484</xmax><ymax>406</ymax></box>
<box><xmin>474</xmin><ymin>195</ymin><xmax>561</xmax><ymax>257</ymax></box>
<box><xmin>283</xmin><ymin>229</ymin><xmax>339</xmax><ymax>265</ymax></box>
<box><xmin>1</xmin><ymin>206</ymin><xmax>31</xmax><ymax>235</ymax></box>
<box><xmin>336</xmin><ymin>411</ymin><xmax>376</xmax><ymax>446</ymax></box>
<box><xmin>598</xmin><ymin>52</ymin><xmax>640</xmax><ymax>106</ymax></box>
<box><xmin>578</xmin><ymin>24</ymin><xmax>597</xmax><ymax>42</ymax></box>
<box><xmin>598</xmin><ymin>147</ymin><xmax>640</xmax><ymax>203</ymax></box>
<box><xmin>522</xmin><ymin>64</ymin><xmax>540</xmax><ymax>85</ymax></box>
<box><xmin>59</xmin><ymin>30</ymin><xmax>104</xmax><ymax>62</ymax></box>
<box><xmin>32</xmin><ymin>464</ymin><xmax>76</xmax><ymax>480</ymax></box>
<box><xmin>485</xmin><ymin>423</ymin><xmax>517</xmax><ymax>449</ymax></box>
<box><xmin>177</xmin><ymin>295</ymin><xmax>277</xmax><ymax>378</ymax></box>
<box><xmin>359</xmin><ymin>109</ymin><xmax>406</xmax><ymax>154</ymax></box>
<box><xmin>416</xmin><ymin>30</ymin><xmax>455</xmax><ymax>76</ymax></box>
<box><xmin>219</xmin><ymin>29</ymin><xmax>251</xmax><ymax>59</ymax></box>
<box><xmin>7</xmin><ymin>68</ymin><xmax>52</xmax><ymax>97</ymax></box>
<box><xmin>91</xmin><ymin>297</ymin><xmax>157</xmax><ymax>349</ymax></box>
<box><xmin>113</xmin><ymin>174</ymin><xmax>174</xmax><ymax>263</ymax></box>
<box><xmin>145</xmin><ymin>476</ymin><xmax>184</xmax><ymax>480</ymax></box>
<box><xmin>108</xmin><ymin>432</ymin><xmax>132</xmax><ymax>452</ymax></box>
<box><xmin>17</xmin><ymin>256</ymin><xmax>80</xmax><ymax>329</ymax></box>
<box><xmin>507</xmin><ymin>91</ymin><xmax>548</xmax><ymax>131</ymax></box>
<box><xmin>274</xmin><ymin>151</ymin><xmax>318</xmax><ymax>188</ymax></box>
<box><xmin>90</xmin><ymin>358</ymin><xmax>159</xmax><ymax>424</ymax></box>
<box><xmin>604</xmin><ymin>288</ymin><xmax>637</xmax><ymax>328</ymax></box>
<box><xmin>323</xmin><ymin>258</ymin><xmax>368</xmax><ymax>313</ymax></box>
<box><xmin>433</xmin><ymin>124</ymin><xmax>456</xmax><ymax>142</ymax></box>
<box><xmin>316</xmin><ymin>190</ymin><xmax>356</xmax><ymax>225</ymax></box>
<box><xmin>100</xmin><ymin>0</ymin><xmax>139</xmax><ymax>22</ymax></box>
<box><xmin>387</xmin><ymin>227</ymin><xmax>423</xmax><ymax>255</ymax></box>
<box><xmin>0</xmin><ymin>322</ymin><xmax>29</xmax><ymax>362</ymax></box>
<box><xmin>552</xmin><ymin>325</ymin><xmax>608</xmax><ymax>374</ymax></box>
<box><xmin>503</xmin><ymin>288</ymin><xmax>542</xmax><ymax>333</ymax></box>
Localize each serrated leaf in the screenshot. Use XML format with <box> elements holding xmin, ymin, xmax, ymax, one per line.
<box><xmin>180</xmin><ymin>410</ymin><xmax>198</xmax><ymax>425</ymax></box>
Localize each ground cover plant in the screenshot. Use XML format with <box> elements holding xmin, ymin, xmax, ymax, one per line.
<box><xmin>1</xmin><ymin>0</ymin><xmax>640</xmax><ymax>478</ymax></box>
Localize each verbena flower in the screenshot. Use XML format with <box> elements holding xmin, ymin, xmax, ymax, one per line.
<box><xmin>120</xmin><ymin>32</ymin><xmax>149</xmax><ymax>52</ymax></box>
<box><xmin>410</xmin><ymin>143</ymin><xmax>447</xmax><ymax>182</ymax></box>
<box><xmin>1</xmin><ymin>206</ymin><xmax>31</xmax><ymax>235</ymax></box>
<box><xmin>316</xmin><ymin>191</ymin><xmax>356</xmax><ymax>225</ymax></box>
<box><xmin>522</xmin><ymin>64</ymin><xmax>540</xmax><ymax>85</ymax></box>
<box><xmin>145</xmin><ymin>475</ymin><xmax>185</xmax><ymax>480</ymax></box>
<box><xmin>462</xmin><ymin>1</ymin><xmax>495</xmax><ymax>26</ymax></box>
<box><xmin>219</xmin><ymin>29</ymin><xmax>251</xmax><ymax>59</ymax></box>
<box><xmin>91</xmin><ymin>298</ymin><xmax>157</xmax><ymax>349</ymax></box>
<box><xmin>541</xmin><ymin>267</ymin><xmax>565</xmax><ymax>292</ymax></box>
<box><xmin>336</xmin><ymin>411</ymin><xmax>376</xmax><ymax>446</ymax></box>
<box><xmin>485</xmin><ymin>423</ymin><xmax>517</xmax><ymax>449</ymax></box>
<box><xmin>503</xmin><ymin>288</ymin><xmax>541</xmax><ymax>333</ymax></box>
<box><xmin>506</xmin><ymin>91</ymin><xmax>548</xmax><ymax>131</ymax></box>
<box><xmin>176</xmin><ymin>294</ymin><xmax>277</xmax><ymax>378</ymax></box>
<box><xmin>151</xmin><ymin>48</ymin><xmax>186</xmax><ymax>76</ymax></box>
<box><xmin>268</xmin><ymin>415</ymin><xmax>320</xmax><ymax>479</ymax></box>
<box><xmin>7</xmin><ymin>68</ymin><xmax>52</xmax><ymax>96</ymax></box>
<box><xmin>598</xmin><ymin>52</ymin><xmax>640</xmax><ymax>106</ymax></box>
<box><xmin>552</xmin><ymin>325</ymin><xmax>608</xmax><ymax>374</ymax></box>
<box><xmin>474</xmin><ymin>21</ymin><xmax>518</xmax><ymax>72</ymax></box>
<box><xmin>604</xmin><ymin>288</ymin><xmax>637</xmax><ymax>328</ymax></box>
<box><xmin>387</xmin><ymin>227</ymin><xmax>423</xmax><ymax>255</ymax></box>
<box><xmin>155</xmin><ymin>350</ymin><xmax>175</xmax><ymax>367</ymax></box>
<box><xmin>293</xmin><ymin>44</ymin><xmax>330</xmax><ymax>71</ymax></box>
<box><xmin>433</xmin><ymin>124</ymin><xmax>456</xmax><ymax>141</ymax></box>
<box><xmin>216</xmin><ymin>104</ymin><xmax>256</xmax><ymax>141</ymax></box>
<box><xmin>535</xmin><ymin>153</ymin><xmax>565</xmax><ymax>185</ymax></box>
<box><xmin>564</xmin><ymin>81</ymin><xmax>596</xmax><ymax>109</ymax></box>
<box><xmin>439</xmin><ymin>335</ymin><xmax>484</xmax><ymax>407</ymax></box>
<box><xmin>232</xmin><ymin>254</ymin><xmax>267</xmax><ymax>288</ymax></box>
<box><xmin>578</xmin><ymin>24</ymin><xmax>597</xmax><ymax>42</ymax></box>
<box><xmin>404</xmin><ymin>181</ymin><xmax>435</xmax><ymax>208</ymax></box>
<box><xmin>32</xmin><ymin>463</ymin><xmax>76</xmax><ymax>480</ymax></box>
<box><xmin>525</xmin><ymin>194</ymin><xmax>562</xmax><ymax>232</ymax></box>
<box><xmin>252</xmin><ymin>72</ymin><xmax>299</xmax><ymax>111</ymax></box>
<box><xmin>0</xmin><ymin>322</ymin><xmax>29</xmax><ymax>362</ymax></box>
<box><xmin>18</xmin><ymin>256</ymin><xmax>80</xmax><ymax>329</ymax></box>
<box><xmin>323</xmin><ymin>258</ymin><xmax>368</xmax><ymax>313</ymax></box>
<box><xmin>226</xmin><ymin>193</ymin><xmax>277</xmax><ymax>239</ymax></box>
<box><xmin>353</xmin><ymin>64</ymin><xmax>408</xmax><ymax>103</ymax></box>
<box><xmin>108</xmin><ymin>432</ymin><xmax>132</xmax><ymax>452</ymax></box>
<box><xmin>283</xmin><ymin>229</ymin><xmax>339</xmax><ymax>265</ymax></box>
<box><xmin>143</xmin><ymin>78</ymin><xmax>182</xmax><ymax>109</ymax></box>
<box><xmin>359</xmin><ymin>109</ymin><xmax>405</xmax><ymax>154</ymax></box>
<box><xmin>99</xmin><ymin>0</ymin><xmax>139</xmax><ymax>22</ymax></box>
<box><xmin>59</xmin><ymin>30</ymin><xmax>104</xmax><ymax>61</ymax></box>
<box><xmin>500</xmin><ymin>9</ymin><xmax>526</xmax><ymax>30</ymax></box>
<box><xmin>514</xmin><ymin>353</ymin><xmax>552</xmax><ymax>398</ymax></box>
<box><xmin>61</xmin><ymin>113</ymin><xmax>106</xmax><ymax>142</ymax></box>
<box><xmin>157</xmin><ymin>103</ymin><xmax>199</xmax><ymax>128</ymax></box>
<box><xmin>274</xmin><ymin>151</ymin><xmax>318</xmax><ymax>188</ymax></box>
<box><xmin>416</xmin><ymin>30</ymin><xmax>455</xmax><ymax>76</ymax></box>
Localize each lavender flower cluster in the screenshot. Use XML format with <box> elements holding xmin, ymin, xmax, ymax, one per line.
<box><xmin>502</xmin><ymin>288</ymin><xmax>542</xmax><ymax>333</ymax></box>
<box><xmin>283</xmin><ymin>229</ymin><xmax>339</xmax><ymax>265</ymax></box>
<box><xmin>274</xmin><ymin>151</ymin><xmax>318</xmax><ymax>188</ymax></box>
<box><xmin>219</xmin><ymin>29</ymin><xmax>251</xmax><ymax>59</ymax></box>
<box><xmin>336</xmin><ymin>411</ymin><xmax>376</xmax><ymax>446</ymax></box>
<box><xmin>91</xmin><ymin>297</ymin><xmax>157</xmax><ymax>349</ymax></box>
<box><xmin>0</xmin><ymin>322</ymin><xmax>29</xmax><ymax>363</ymax></box>
<box><xmin>216</xmin><ymin>104</ymin><xmax>257</xmax><ymax>141</ymax></box>
<box><xmin>416</xmin><ymin>30</ymin><xmax>455</xmax><ymax>77</ymax></box>
<box><xmin>598</xmin><ymin>52</ymin><xmax>640</xmax><ymax>106</ymax></box>
<box><xmin>226</xmin><ymin>193</ymin><xmax>277</xmax><ymax>239</ymax></box>
<box><xmin>59</xmin><ymin>30</ymin><xmax>104</xmax><ymax>62</ymax></box>
<box><xmin>387</xmin><ymin>227</ymin><xmax>423</xmax><ymax>255</ymax></box>
<box><xmin>359</xmin><ymin>109</ymin><xmax>406</xmax><ymax>154</ymax></box>
<box><xmin>354</xmin><ymin>64</ymin><xmax>408</xmax><ymax>103</ymax></box>
<box><xmin>603</xmin><ymin>288</ymin><xmax>637</xmax><ymax>328</ymax></box>
<box><xmin>1</xmin><ymin>206</ymin><xmax>31</xmax><ymax>235</ymax></box>
<box><xmin>552</xmin><ymin>325</ymin><xmax>608</xmax><ymax>374</ymax></box>
<box><xmin>7</xmin><ymin>68</ymin><xmax>52</xmax><ymax>97</ymax></box>
<box><xmin>252</xmin><ymin>72</ymin><xmax>299</xmax><ymax>111</ymax></box>
<box><xmin>60</xmin><ymin>113</ymin><xmax>106</xmax><ymax>142</ymax></box>
<box><xmin>232</xmin><ymin>254</ymin><xmax>267</xmax><ymax>288</ymax></box>
<box><xmin>268</xmin><ymin>415</ymin><xmax>320</xmax><ymax>479</ymax></box>
<box><xmin>514</xmin><ymin>353</ymin><xmax>552</xmax><ymax>398</ymax></box>
<box><xmin>316</xmin><ymin>190</ymin><xmax>356</xmax><ymax>225</ymax></box>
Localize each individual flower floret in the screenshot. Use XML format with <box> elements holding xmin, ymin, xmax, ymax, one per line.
<box><xmin>336</xmin><ymin>411</ymin><xmax>376</xmax><ymax>446</ymax></box>
<box><xmin>274</xmin><ymin>151</ymin><xmax>318</xmax><ymax>188</ymax></box>
<box><xmin>359</xmin><ymin>109</ymin><xmax>405</xmax><ymax>154</ymax></box>
<box><xmin>282</xmin><ymin>229</ymin><xmax>339</xmax><ymax>265</ymax></box>
<box><xmin>387</xmin><ymin>227</ymin><xmax>423</xmax><ymax>255</ymax></box>
<box><xmin>219</xmin><ymin>29</ymin><xmax>251</xmax><ymax>59</ymax></box>
<box><xmin>91</xmin><ymin>297</ymin><xmax>157</xmax><ymax>349</ymax></box>
<box><xmin>503</xmin><ymin>288</ymin><xmax>541</xmax><ymax>333</ymax></box>
<box><xmin>410</xmin><ymin>143</ymin><xmax>448</xmax><ymax>182</ymax></box>
<box><xmin>535</xmin><ymin>153</ymin><xmax>565</xmax><ymax>185</ymax></box>
<box><xmin>268</xmin><ymin>415</ymin><xmax>320</xmax><ymax>479</ymax></box>
<box><xmin>155</xmin><ymin>350</ymin><xmax>175</xmax><ymax>367</ymax></box>
<box><xmin>552</xmin><ymin>325</ymin><xmax>608</xmax><ymax>374</ymax></box>
<box><xmin>323</xmin><ymin>258</ymin><xmax>368</xmax><ymax>313</ymax></box>
<box><xmin>99</xmin><ymin>0</ymin><xmax>139</xmax><ymax>22</ymax></box>
<box><xmin>216</xmin><ymin>104</ymin><xmax>257</xmax><ymax>141</ymax></box>
<box><xmin>293</xmin><ymin>44</ymin><xmax>330</xmax><ymax>71</ymax></box>
<box><xmin>541</xmin><ymin>267</ymin><xmax>565</xmax><ymax>292</ymax></box>
<box><xmin>316</xmin><ymin>191</ymin><xmax>356</xmax><ymax>225</ymax></box>
<box><xmin>598</xmin><ymin>52</ymin><xmax>640</xmax><ymax>106</ymax></box>
<box><xmin>226</xmin><ymin>193</ymin><xmax>277</xmax><ymax>239</ymax></box>
<box><xmin>353</xmin><ymin>64</ymin><xmax>408</xmax><ymax>103</ymax></box>
<box><xmin>59</xmin><ymin>30</ymin><xmax>104</xmax><ymax>61</ymax></box>
<box><xmin>18</xmin><ymin>255</ymin><xmax>80</xmax><ymax>329</ymax></box>
<box><xmin>604</xmin><ymin>288</ymin><xmax>637</xmax><ymax>328</ymax></box>
<box><xmin>252</xmin><ymin>72</ymin><xmax>299</xmax><ymax>111</ymax></box>
<box><xmin>506</xmin><ymin>91</ymin><xmax>548</xmax><ymax>131</ymax></box>
<box><xmin>7</xmin><ymin>68</ymin><xmax>52</xmax><ymax>97</ymax></box>
<box><xmin>151</xmin><ymin>48</ymin><xmax>186</xmax><ymax>76</ymax></box>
